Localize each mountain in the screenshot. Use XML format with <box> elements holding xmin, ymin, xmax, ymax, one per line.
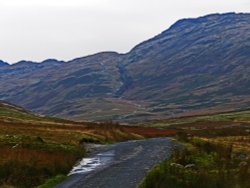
<box><xmin>0</xmin><ymin>13</ymin><xmax>250</xmax><ymax>122</ymax></box>
<box><xmin>0</xmin><ymin>60</ymin><xmax>9</xmax><ymax>67</ymax></box>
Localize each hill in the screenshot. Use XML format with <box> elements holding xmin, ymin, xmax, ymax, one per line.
<box><xmin>140</xmin><ymin>108</ymin><xmax>250</xmax><ymax>128</ymax></box>
<box><xmin>0</xmin><ymin>100</ymin><xmax>143</xmax><ymax>187</ymax></box>
<box><xmin>0</xmin><ymin>100</ymin><xmax>143</xmax><ymax>146</ymax></box>
<box><xmin>0</xmin><ymin>13</ymin><xmax>250</xmax><ymax>122</ymax></box>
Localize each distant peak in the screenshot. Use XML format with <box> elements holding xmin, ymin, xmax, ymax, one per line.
<box><xmin>14</xmin><ymin>60</ymin><xmax>37</xmax><ymax>66</ymax></box>
<box><xmin>129</xmin><ymin>12</ymin><xmax>250</xmax><ymax>56</ymax></box>
<box><xmin>0</xmin><ymin>60</ymin><xmax>9</xmax><ymax>66</ymax></box>
<box><xmin>85</xmin><ymin>51</ymin><xmax>120</xmax><ymax>58</ymax></box>
<box><xmin>168</xmin><ymin>12</ymin><xmax>245</xmax><ymax>31</ymax></box>
<box><xmin>70</xmin><ymin>51</ymin><xmax>120</xmax><ymax>63</ymax></box>
<box><xmin>41</xmin><ymin>59</ymin><xmax>65</xmax><ymax>64</ymax></box>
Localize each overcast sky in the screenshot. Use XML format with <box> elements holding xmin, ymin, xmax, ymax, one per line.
<box><xmin>0</xmin><ymin>0</ymin><xmax>249</xmax><ymax>63</ymax></box>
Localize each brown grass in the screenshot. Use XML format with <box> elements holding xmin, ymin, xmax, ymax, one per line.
<box><xmin>0</xmin><ymin>146</ymin><xmax>80</xmax><ymax>188</ymax></box>
<box><xmin>124</xmin><ymin>127</ymin><xmax>177</xmax><ymax>137</ymax></box>
<box><xmin>0</xmin><ymin>116</ymin><xmax>142</xmax><ymax>187</ymax></box>
<box><xmin>0</xmin><ymin>147</ymin><xmax>76</xmax><ymax>165</ymax></box>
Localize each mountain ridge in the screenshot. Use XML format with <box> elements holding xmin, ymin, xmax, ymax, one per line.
<box><xmin>0</xmin><ymin>12</ymin><xmax>250</xmax><ymax>122</ymax></box>
<box><xmin>3</xmin><ymin>12</ymin><xmax>247</xmax><ymax>65</ymax></box>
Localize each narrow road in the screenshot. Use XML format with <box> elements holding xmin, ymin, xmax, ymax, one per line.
<box><xmin>56</xmin><ymin>138</ymin><xmax>175</xmax><ymax>188</ymax></box>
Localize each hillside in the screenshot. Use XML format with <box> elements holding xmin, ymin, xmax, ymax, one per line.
<box><xmin>0</xmin><ymin>100</ymin><xmax>142</xmax><ymax>145</ymax></box>
<box><xmin>139</xmin><ymin>108</ymin><xmax>250</xmax><ymax>130</ymax></box>
<box><xmin>138</xmin><ymin>107</ymin><xmax>250</xmax><ymax>161</ymax></box>
<box><xmin>0</xmin><ymin>13</ymin><xmax>250</xmax><ymax>122</ymax></box>
<box><xmin>0</xmin><ymin>100</ymin><xmax>145</xmax><ymax>187</ymax></box>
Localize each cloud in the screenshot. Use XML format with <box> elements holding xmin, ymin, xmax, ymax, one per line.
<box><xmin>0</xmin><ymin>0</ymin><xmax>249</xmax><ymax>63</ymax></box>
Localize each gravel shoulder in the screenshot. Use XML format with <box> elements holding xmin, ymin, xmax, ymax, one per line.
<box><xmin>56</xmin><ymin>138</ymin><xmax>175</xmax><ymax>188</ymax></box>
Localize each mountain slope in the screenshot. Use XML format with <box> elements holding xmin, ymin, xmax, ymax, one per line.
<box><xmin>122</xmin><ymin>12</ymin><xmax>250</xmax><ymax>116</ymax></box>
<box><xmin>0</xmin><ymin>13</ymin><xmax>250</xmax><ymax>122</ymax></box>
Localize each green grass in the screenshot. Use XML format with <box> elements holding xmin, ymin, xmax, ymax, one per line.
<box><xmin>37</xmin><ymin>175</ymin><xmax>67</xmax><ymax>188</ymax></box>
<box><xmin>0</xmin><ymin>107</ymin><xmax>41</xmax><ymax>120</ymax></box>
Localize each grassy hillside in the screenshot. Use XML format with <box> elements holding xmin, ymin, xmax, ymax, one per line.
<box><xmin>0</xmin><ymin>101</ymin><xmax>143</xmax><ymax>188</ymax></box>
<box><xmin>139</xmin><ymin>109</ymin><xmax>250</xmax><ymax>159</ymax></box>
<box><xmin>140</xmin><ymin>110</ymin><xmax>250</xmax><ymax>188</ymax></box>
<box><xmin>141</xmin><ymin>109</ymin><xmax>250</xmax><ymax>128</ymax></box>
<box><xmin>1</xmin><ymin>100</ymin><xmax>249</xmax><ymax>187</ymax></box>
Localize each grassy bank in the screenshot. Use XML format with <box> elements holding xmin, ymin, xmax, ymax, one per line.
<box><xmin>140</xmin><ymin>133</ymin><xmax>250</xmax><ymax>188</ymax></box>
<box><xmin>0</xmin><ymin>134</ymin><xmax>84</xmax><ymax>188</ymax></box>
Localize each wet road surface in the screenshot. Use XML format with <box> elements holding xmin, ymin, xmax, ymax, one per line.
<box><xmin>56</xmin><ymin>138</ymin><xmax>175</xmax><ymax>188</ymax></box>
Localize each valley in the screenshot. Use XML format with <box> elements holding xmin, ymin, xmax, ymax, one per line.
<box><xmin>0</xmin><ymin>100</ymin><xmax>249</xmax><ymax>187</ymax></box>
<box><xmin>0</xmin><ymin>12</ymin><xmax>250</xmax><ymax>188</ymax></box>
<box><xmin>0</xmin><ymin>100</ymin><xmax>174</xmax><ymax>187</ymax></box>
